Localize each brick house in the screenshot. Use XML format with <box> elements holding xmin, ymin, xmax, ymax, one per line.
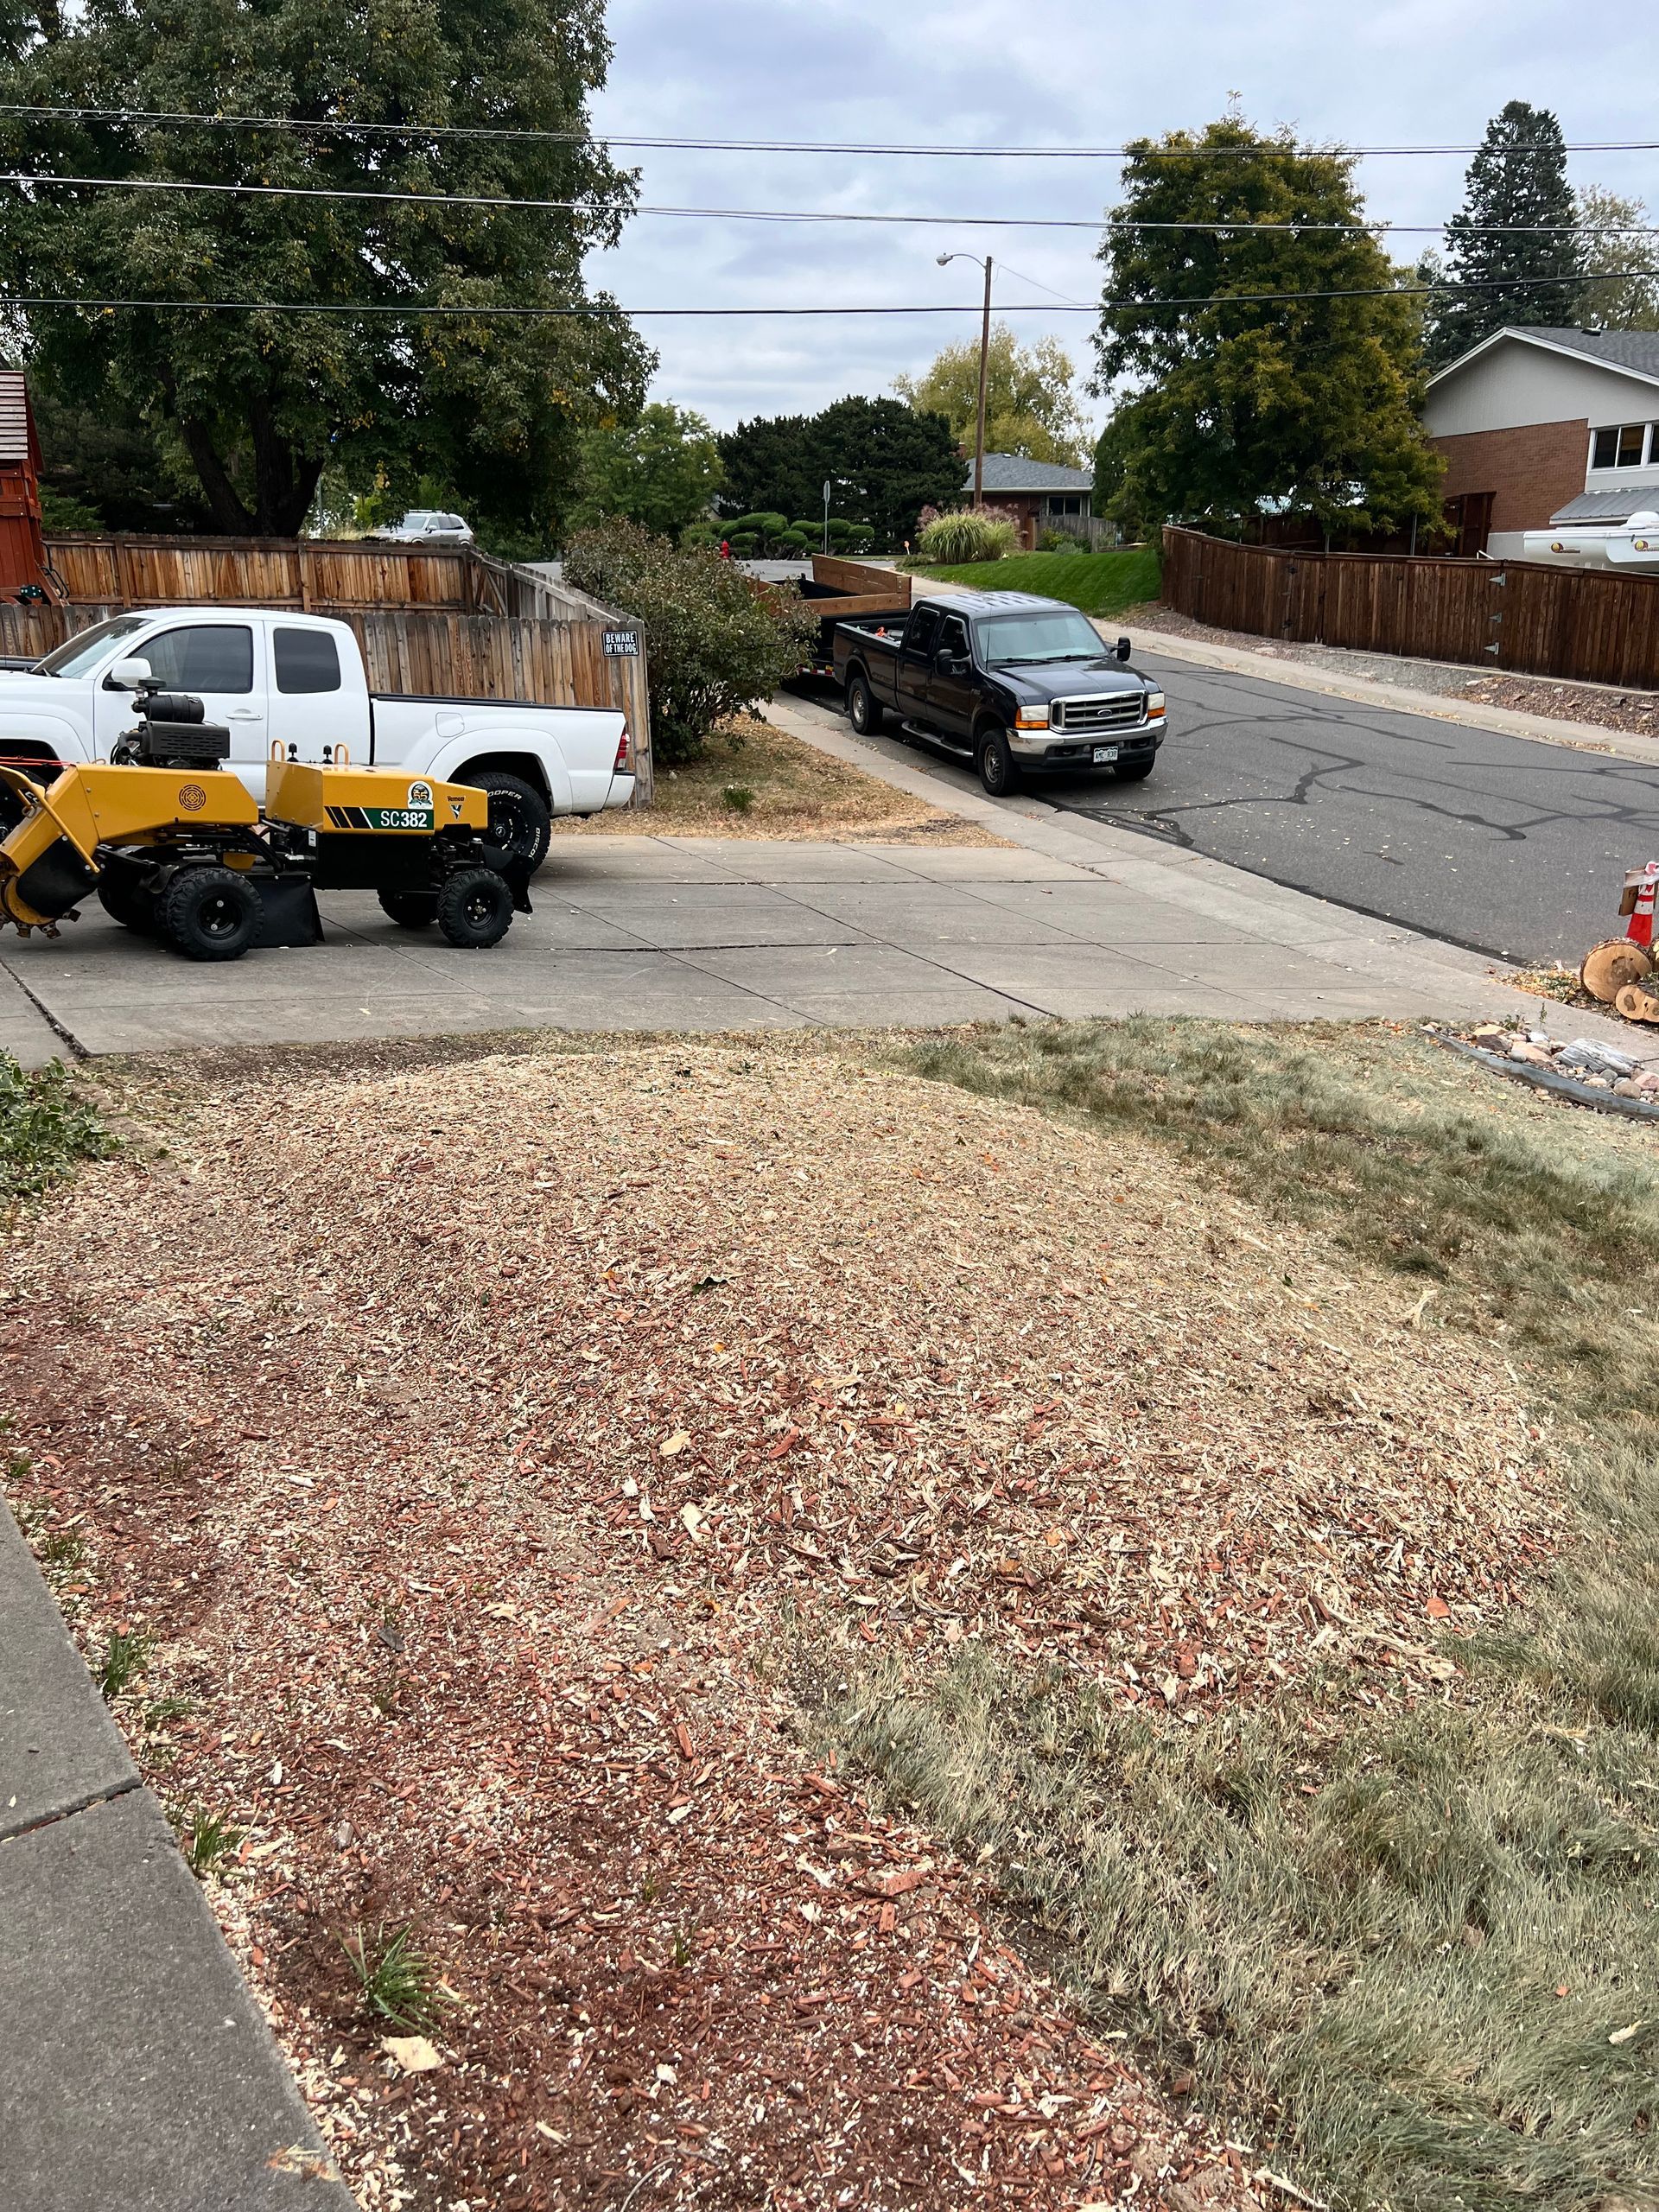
<box><xmin>1423</xmin><ymin>327</ymin><xmax>1659</xmax><ymax>556</ymax></box>
<box><xmin>967</xmin><ymin>454</ymin><xmax>1096</xmax><ymax>550</ymax></box>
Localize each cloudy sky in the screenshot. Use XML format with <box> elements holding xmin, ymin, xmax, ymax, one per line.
<box><xmin>585</xmin><ymin>0</ymin><xmax>1654</xmax><ymax>435</ymax></box>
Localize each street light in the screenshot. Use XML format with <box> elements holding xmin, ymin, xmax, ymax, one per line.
<box><xmin>822</xmin><ymin>475</ymin><xmax>854</xmax><ymax>554</ymax></box>
<box><xmin>938</xmin><ymin>251</ymin><xmax>994</xmax><ymax>508</ymax></box>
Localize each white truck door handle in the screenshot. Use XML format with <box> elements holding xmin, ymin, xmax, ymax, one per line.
<box><xmin>226</xmin><ymin>709</ymin><xmax>263</xmax><ymax>720</ymax></box>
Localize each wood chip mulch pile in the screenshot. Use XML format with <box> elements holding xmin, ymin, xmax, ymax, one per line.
<box><xmin>3</xmin><ymin>1040</ymin><xmax>1564</xmax><ymax>2211</ymax></box>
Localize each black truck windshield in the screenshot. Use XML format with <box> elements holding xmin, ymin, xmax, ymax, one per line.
<box><xmin>976</xmin><ymin>610</ymin><xmax>1104</xmax><ymax>666</ymax></box>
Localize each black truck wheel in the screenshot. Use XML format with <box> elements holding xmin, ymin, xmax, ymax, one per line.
<box><xmin>378</xmin><ymin>890</ymin><xmax>439</xmax><ymax>930</ymax></box>
<box><xmin>96</xmin><ymin>861</ymin><xmax>160</xmax><ymax>935</ymax></box>
<box><xmin>160</xmin><ymin>866</ymin><xmax>261</xmax><ymax>962</ymax></box>
<box><xmin>846</xmin><ymin>671</ymin><xmax>885</xmax><ymax>736</ymax></box>
<box><xmin>976</xmin><ymin>724</ymin><xmax>1020</xmax><ymax>797</ymax></box>
<box><xmin>435</xmin><ymin>867</ymin><xmax>513</xmax><ymax>949</ymax></box>
<box><xmin>467</xmin><ymin>772</ymin><xmax>551</xmax><ymax>874</ymax></box>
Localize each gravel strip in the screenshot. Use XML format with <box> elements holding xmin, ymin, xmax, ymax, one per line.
<box><xmin>4</xmin><ymin>1039</ymin><xmax>1564</xmax><ymax>2209</ymax></box>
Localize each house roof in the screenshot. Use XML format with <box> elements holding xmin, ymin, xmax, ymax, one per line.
<box><xmin>1428</xmin><ymin>326</ymin><xmax>1659</xmax><ymax>392</ymax></box>
<box><xmin>966</xmin><ymin>453</ymin><xmax>1094</xmax><ymax>494</ymax></box>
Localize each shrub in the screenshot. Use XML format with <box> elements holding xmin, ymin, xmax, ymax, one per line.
<box><xmin>917</xmin><ymin>509</ymin><xmax>1021</xmax><ymax>563</ymax></box>
<box><xmin>726</xmin><ymin>531</ymin><xmax>759</xmax><ymax>556</ymax></box>
<box><xmin>564</xmin><ymin>518</ymin><xmax>819</xmax><ymax>766</ymax></box>
<box><xmin>721</xmin><ymin>784</ymin><xmax>756</xmax><ymax>813</ymax></box>
<box><xmin>731</xmin><ymin>512</ymin><xmax>789</xmax><ymax>543</ymax></box>
<box><xmin>775</xmin><ymin>529</ymin><xmax>814</xmax><ymax>552</ymax></box>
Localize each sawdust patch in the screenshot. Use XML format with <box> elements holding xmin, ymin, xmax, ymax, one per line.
<box><xmin>4</xmin><ymin>1039</ymin><xmax>1562</xmax><ymax>2209</ymax></box>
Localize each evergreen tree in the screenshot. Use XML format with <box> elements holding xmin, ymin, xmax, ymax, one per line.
<box><xmin>1094</xmin><ymin>115</ymin><xmax>1443</xmax><ymax>540</ymax></box>
<box><xmin>0</xmin><ymin>0</ymin><xmax>652</xmax><ymax>538</ymax></box>
<box><xmin>1426</xmin><ymin>102</ymin><xmax>1584</xmax><ymax>365</ymax></box>
<box><xmin>716</xmin><ymin>397</ymin><xmax>960</xmax><ymax>548</ymax></box>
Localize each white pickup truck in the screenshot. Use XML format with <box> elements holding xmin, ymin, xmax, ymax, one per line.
<box><xmin>0</xmin><ymin>607</ymin><xmax>635</xmax><ymax>868</ymax></box>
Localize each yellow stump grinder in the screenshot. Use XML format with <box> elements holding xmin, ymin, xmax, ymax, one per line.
<box><xmin>0</xmin><ymin>686</ymin><xmax>531</xmax><ymax>961</ymax></box>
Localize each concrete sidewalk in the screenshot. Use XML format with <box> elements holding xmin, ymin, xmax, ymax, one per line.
<box><xmin>0</xmin><ymin>685</ymin><xmax>1647</xmax><ymax>1067</ymax></box>
<box><xmin>0</xmin><ymin>1505</ymin><xmax>352</xmax><ymax>2211</ymax></box>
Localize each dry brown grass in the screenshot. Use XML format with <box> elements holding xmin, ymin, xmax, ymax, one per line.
<box><xmin>550</xmin><ymin>714</ymin><xmax>1007</xmax><ymax>846</ymax></box>
<box><xmin>11</xmin><ymin>1020</ymin><xmax>1644</xmax><ymax>2211</ymax></box>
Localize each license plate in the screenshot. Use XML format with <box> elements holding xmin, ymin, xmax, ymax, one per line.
<box><xmin>1092</xmin><ymin>745</ymin><xmax>1120</xmax><ymax>765</ymax></box>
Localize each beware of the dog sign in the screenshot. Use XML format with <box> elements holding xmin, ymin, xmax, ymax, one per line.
<box><xmin>602</xmin><ymin>631</ymin><xmax>640</xmax><ymax>657</ymax></box>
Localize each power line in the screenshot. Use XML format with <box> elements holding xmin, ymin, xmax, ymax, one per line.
<box><xmin>2</xmin><ymin>170</ymin><xmax>1655</xmax><ymax>237</ymax></box>
<box><xmin>0</xmin><ymin>104</ymin><xmax>1655</xmax><ymax>161</ymax></box>
<box><xmin>0</xmin><ymin>268</ymin><xmax>1640</xmax><ymax>321</ymax></box>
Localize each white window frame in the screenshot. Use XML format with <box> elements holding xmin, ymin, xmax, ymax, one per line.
<box><xmin>1590</xmin><ymin>423</ymin><xmax>1657</xmax><ymax>471</ymax></box>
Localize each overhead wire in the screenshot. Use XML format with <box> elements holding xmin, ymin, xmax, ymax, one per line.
<box><xmin>0</xmin><ymin>268</ymin><xmax>1639</xmax><ymax>321</ymax></box>
<box><xmin>0</xmin><ymin>105</ymin><xmax>1654</xmax><ymax>159</ymax></box>
<box><xmin>0</xmin><ymin>170</ymin><xmax>1652</xmax><ymax>237</ymax></box>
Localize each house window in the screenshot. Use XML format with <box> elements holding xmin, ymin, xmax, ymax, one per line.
<box><xmin>1046</xmin><ymin>494</ymin><xmax>1085</xmax><ymax>518</ymax></box>
<box><xmin>1591</xmin><ymin>423</ymin><xmax>1653</xmax><ymax>469</ymax></box>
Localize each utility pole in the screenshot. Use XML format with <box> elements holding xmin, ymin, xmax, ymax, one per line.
<box><xmin>974</xmin><ymin>255</ymin><xmax>993</xmax><ymax>508</ymax></box>
<box><xmin>938</xmin><ymin>251</ymin><xmax>994</xmax><ymax>505</ymax></box>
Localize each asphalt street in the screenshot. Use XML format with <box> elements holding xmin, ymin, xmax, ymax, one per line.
<box><xmin>1043</xmin><ymin>653</ymin><xmax>1659</xmax><ymax>965</ymax></box>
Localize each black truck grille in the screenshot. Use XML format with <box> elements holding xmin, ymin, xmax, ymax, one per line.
<box><xmin>1051</xmin><ymin>694</ymin><xmax>1145</xmax><ymax>734</ymax></box>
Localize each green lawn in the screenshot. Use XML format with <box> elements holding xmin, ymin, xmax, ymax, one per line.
<box><xmin>913</xmin><ymin>543</ymin><xmax>1161</xmax><ymax>618</ymax></box>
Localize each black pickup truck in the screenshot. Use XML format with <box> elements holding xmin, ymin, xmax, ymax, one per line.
<box><xmin>831</xmin><ymin>590</ymin><xmax>1165</xmax><ymax>796</ymax></box>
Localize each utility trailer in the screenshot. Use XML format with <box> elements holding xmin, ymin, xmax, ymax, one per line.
<box><xmin>753</xmin><ymin>555</ymin><xmax>912</xmax><ymax>679</ymax></box>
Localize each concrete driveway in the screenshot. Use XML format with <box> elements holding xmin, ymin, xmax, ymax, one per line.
<box><xmin>0</xmin><ymin>797</ymin><xmax>1543</xmax><ymax>1068</ymax></box>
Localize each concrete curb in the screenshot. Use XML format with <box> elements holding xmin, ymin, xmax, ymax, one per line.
<box><xmin>0</xmin><ymin>1503</ymin><xmax>353</xmax><ymax>2212</ymax></box>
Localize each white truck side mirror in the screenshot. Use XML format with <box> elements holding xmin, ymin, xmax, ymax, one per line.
<box><xmin>108</xmin><ymin>656</ymin><xmax>155</xmax><ymax>690</ymax></box>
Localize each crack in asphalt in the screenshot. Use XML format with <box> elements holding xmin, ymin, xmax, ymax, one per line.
<box><xmin>1055</xmin><ymin>663</ymin><xmax>1659</xmax><ymax>962</ymax></box>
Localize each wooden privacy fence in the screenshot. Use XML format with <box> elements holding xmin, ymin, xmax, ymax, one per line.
<box><xmin>0</xmin><ymin>533</ymin><xmax>655</xmax><ymax>796</ymax></box>
<box><xmin>40</xmin><ymin>532</ymin><xmax>571</xmax><ymax>619</ymax></box>
<box><xmin>1161</xmin><ymin>526</ymin><xmax>1659</xmax><ymax>691</ymax></box>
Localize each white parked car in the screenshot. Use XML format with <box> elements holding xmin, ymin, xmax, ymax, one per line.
<box><xmin>0</xmin><ymin>608</ymin><xmax>633</xmax><ymax>868</ymax></box>
<box><xmin>373</xmin><ymin>509</ymin><xmax>475</xmax><ymax>546</ymax></box>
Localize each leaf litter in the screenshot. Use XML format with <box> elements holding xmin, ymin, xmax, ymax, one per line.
<box><xmin>3</xmin><ymin>1037</ymin><xmax>1564</xmax><ymax>2210</ymax></box>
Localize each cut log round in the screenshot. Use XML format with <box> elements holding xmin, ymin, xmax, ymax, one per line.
<box><xmin>1615</xmin><ymin>982</ymin><xmax>1659</xmax><ymax>1023</ymax></box>
<box><xmin>1581</xmin><ymin>938</ymin><xmax>1655</xmax><ymax>1003</ymax></box>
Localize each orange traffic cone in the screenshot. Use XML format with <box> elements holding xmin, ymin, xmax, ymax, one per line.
<box><xmin>1630</xmin><ymin>862</ymin><xmax>1659</xmax><ymax>949</ymax></box>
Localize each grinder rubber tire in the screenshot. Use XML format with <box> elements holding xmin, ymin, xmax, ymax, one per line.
<box><xmin>161</xmin><ymin>865</ymin><xmax>261</xmax><ymax>962</ymax></box>
<box><xmin>435</xmin><ymin>867</ymin><xmax>513</xmax><ymax>949</ymax></box>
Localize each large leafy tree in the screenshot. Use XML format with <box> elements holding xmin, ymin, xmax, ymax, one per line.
<box><xmin>569</xmin><ymin>401</ymin><xmax>723</xmax><ymax>539</ymax></box>
<box><xmin>715</xmin><ymin>397</ymin><xmax>960</xmax><ymax>548</ymax></box>
<box><xmin>1093</xmin><ymin>116</ymin><xmax>1443</xmax><ymax>540</ymax></box>
<box><xmin>1576</xmin><ymin>185</ymin><xmax>1659</xmax><ymax>333</ymax></box>
<box><xmin>0</xmin><ymin>0</ymin><xmax>652</xmax><ymax>538</ymax></box>
<box><xmin>894</xmin><ymin>324</ymin><xmax>1088</xmax><ymax>466</ymax></box>
<box><xmin>1425</xmin><ymin>102</ymin><xmax>1584</xmax><ymax>365</ymax></box>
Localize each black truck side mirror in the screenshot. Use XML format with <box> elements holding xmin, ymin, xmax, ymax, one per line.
<box><xmin>1116</xmin><ymin>636</ymin><xmax>1132</xmax><ymax>661</ymax></box>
